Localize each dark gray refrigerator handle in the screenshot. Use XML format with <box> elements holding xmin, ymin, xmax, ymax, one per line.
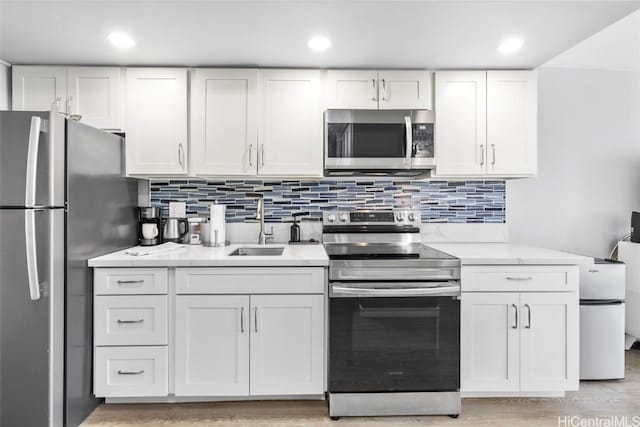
<box><xmin>25</xmin><ymin>210</ymin><xmax>41</xmax><ymax>300</ymax></box>
<box><xmin>25</xmin><ymin>116</ymin><xmax>42</xmax><ymax>207</ymax></box>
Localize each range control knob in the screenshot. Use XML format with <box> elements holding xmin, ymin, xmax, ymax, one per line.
<box><xmin>408</xmin><ymin>213</ymin><xmax>415</xmax><ymax>222</ymax></box>
<box><xmin>339</xmin><ymin>213</ymin><xmax>349</xmax><ymax>222</ymax></box>
<box><xmin>395</xmin><ymin>212</ymin><xmax>405</xmax><ymax>221</ymax></box>
<box><xmin>327</xmin><ymin>214</ymin><xmax>336</xmax><ymax>223</ymax></box>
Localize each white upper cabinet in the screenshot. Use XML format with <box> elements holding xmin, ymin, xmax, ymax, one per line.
<box><xmin>325</xmin><ymin>70</ymin><xmax>378</xmax><ymax>109</ymax></box>
<box><xmin>67</xmin><ymin>67</ymin><xmax>123</xmax><ymax>130</ymax></box>
<box><xmin>378</xmin><ymin>70</ymin><xmax>432</xmax><ymax>110</ymax></box>
<box><xmin>12</xmin><ymin>66</ymin><xmax>123</xmax><ymax>130</ymax></box>
<box><xmin>325</xmin><ymin>69</ymin><xmax>432</xmax><ymax>110</ymax></box>
<box><xmin>434</xmin><ymin>71</ymin><xmax>487</xmax><ymax>176</ymax></box>
<box><xmin>249</xmin><ymin>294</ymin><xmax>324</xmax><ymax>396</ymax></box>
<box><xmin>12</xmin><ymin>66</ymin><xmax>67</xmax><ymax>111</ymax></box>
<box><xmin>125</xmin><ymin>68</ymin><xmax>188</xmax><ymax>175</ymax></box>
<box><xmin>487</xmin><ymin>71</ymin><xmax>537</xmax><ymax>176</ymax></box>
<box><xmin>190</xmin><ymin>69</ymin><xmax>258</xmax><ymax>176</ymax></box>
<box><xmin>258</xmin><ymin>69</ymin><xmax>323</xmax><ymax>177</ymax></box>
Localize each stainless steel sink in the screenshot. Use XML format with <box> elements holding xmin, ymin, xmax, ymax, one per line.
<box><xmin>229</xmin><ymin>247</ymin><xmax>285</xmax><ymax>256</ymax></box>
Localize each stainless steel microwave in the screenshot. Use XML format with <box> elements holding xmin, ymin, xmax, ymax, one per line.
<box><xmin>324</xmin><ymin>109</ymin><xmax>435</xmax><ymax>176</ymax></box>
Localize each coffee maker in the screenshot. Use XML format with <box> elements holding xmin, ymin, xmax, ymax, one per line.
<box><xmin>138</xmin><ymin>207</ymin><xmax>162</xmax><ymax>246</ymax></box>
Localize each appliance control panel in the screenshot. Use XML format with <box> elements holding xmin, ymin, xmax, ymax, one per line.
<box><xmin>323</xmin><ymin>209</ymin><xmax>420</xmax><ymax>225</ymax></box>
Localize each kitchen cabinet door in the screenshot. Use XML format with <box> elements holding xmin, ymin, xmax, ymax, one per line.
<box><xmin>434</xmin><ymin>71</ymin><xmax>486</xmax><ymax>176</ymax></box>
<box><xmin>190</xmin><ymin>69</ymin><xmax>258</xmax><ymax>176</ymax></box>
<box><xmin>67</xmin><ymin>67</ymin><xmax>123</xmax><ymax>130</ymax></box>
<box><xmin>258</xmin><ymin>69</ymin><xmax>323</xmax><ymax>177</ymax></box>
<box><xmin>12</xmin><ymin>66</ymin><xmax>67</xmax><ymax>111</ymax></box>
<box><xmin>487</xmin><ymin>71</ymin><xmax>537</xmax><ymax>176</ymax></box>
<box><xmin>519</xmin><ymin>292</ymin><xmax>579</xmax><ymax>392</ymax></box>
<box><xmin>325</xmin><ymin>70</ymin><xmax>379</xmax><ymax>109</ymax></box>
<box><xmin>461</xmin><ymin>292</ymin><xmax>520</xmax><ymax>392</ymax></box>
<box><xmin>174</xmin><ymin>295</ymin><xmax>250</xmax><ymax>396</ymax></box>
<box><xmin>378</xmin><ymin>70</ymin><xmax>432</xmax><ymax>110</ymax></box>
<box><xmin>125</xmin><ymin>68</ymin><xmax>188</xmax><ymax>175</ymax></box>
<box><xmin>249</xmin><ymin>294</ymin><xmax>324</xmax><ymax>395</ymax></box>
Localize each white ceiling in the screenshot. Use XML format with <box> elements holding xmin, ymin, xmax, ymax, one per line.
<box><xmin>544</xmin><ymin>8</ymin><xmax>640</xmax><ymax>71</ymax></box>
<box><xmin>1</xmin><ymin>1</ymin><xmax>639</xmax><ymax>69</ymax></box>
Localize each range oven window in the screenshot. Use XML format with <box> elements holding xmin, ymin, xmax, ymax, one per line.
<box><xmin>329</xmin><ymin>296</ymin><xmax>460</xmax><ymax>393</ymax></box>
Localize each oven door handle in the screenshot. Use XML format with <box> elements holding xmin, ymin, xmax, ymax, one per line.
<box><xmin>330</xmin><ymin>283</ymin><xmax>460</xmax><ymax>298</ymax></box>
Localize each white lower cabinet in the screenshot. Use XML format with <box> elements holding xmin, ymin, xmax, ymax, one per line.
<box><xmin>249</xmin><ymin>294</ymin><xmax>324</xmax><ymax>395</ymax></box>
<box><xmin>174</xmin><ymin>295</ymin><xmax>250</xmax><ymax>396</ymax></box>
<box><xmin>174</xmin><ymin>293</ymin><xmax>324</xmax><ymax>397</ymax></box>
<box><xmin>94</xmin><ymin>346</ymin><xmax>168</xmax><ymax>397</ymax></box>
<box><xmin>461</xmin><ymin>290</ymin><xmax>578</xmax><ymax>394</ymax></box>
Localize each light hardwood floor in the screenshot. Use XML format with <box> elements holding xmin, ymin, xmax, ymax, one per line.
<box><xmin>82</xmin><ymin>349</ymin><xmax>640</xmax><ymax>427</ymax></box>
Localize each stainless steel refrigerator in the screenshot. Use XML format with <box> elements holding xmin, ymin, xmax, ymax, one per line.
<box><xmin>0</xmin><ymin>111</ymin><xmax>139</xmax><ymax>426</ymax></box>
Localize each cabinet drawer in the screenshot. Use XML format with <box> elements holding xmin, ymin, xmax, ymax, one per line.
<box><xmin>95</xmin><ymin>268</ymin><xmax>168</xmax><ymax>295</ymax></box>
<box><xmin>176</xmin><ymin>267</ymin><xmax>325</xmax><ymax>294</ymax></box>
<box><xmin>95</xmin><ymin>296</ymin><xmax>168</xmax><ymax>346</ymax></box>
<box><xmin>94</xmin><ymin>346</ymin><xmax>168</xmax><ymax>397</ymax></box>
<box><xmin>462</xmin><ymin>266</ymin><xmax>578</xmax><ymax>292</ymax></box>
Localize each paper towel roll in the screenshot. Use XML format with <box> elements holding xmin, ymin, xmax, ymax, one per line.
<box><xmin>209</xmin><ymin>204</ymin><xmax>226</xmax><ymax>246</ymax></box>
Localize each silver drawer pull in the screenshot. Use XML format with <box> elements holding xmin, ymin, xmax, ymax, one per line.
<box><xmin>117</xmin><ymin>370</ymin><xmax>144</xmax><ymax>375</ymax></box>
<box><xmin>117</xmin><ymin>319</ymin><xmax>144</xmax><ymax>324</ymax></box>
<box><xmin>588</xmin><ymin>269</ymin><xmax>600</xmax><ymax>273</ymax></box>
<box><xmin>505</xmin><ymin>276</ymin><xmax>533</xmax><ymax>281</ymax></box>
<box><xmin>117</xmin><ymin>280</ymin><xmax>144</xmax><ymax>284</ymax></box>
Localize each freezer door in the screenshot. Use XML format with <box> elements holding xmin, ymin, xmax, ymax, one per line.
<box><xmin>0</xmin><ymin>111</ymin><xmax>65</xmax><ymax>207</ymax></box>
<box><xmin>0</xmin><ymin>208</ymin><xmax>64</xmax><ymax>427</ymax></box>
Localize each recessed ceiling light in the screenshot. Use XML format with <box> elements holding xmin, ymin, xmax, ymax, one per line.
<box><xmin>308</xmin><ymin>36</ymin><xmax>331</xmax><ymax>52</ymax></box>
<box><xmin>497</xmin><ymin>37</ymin><xmax>524</xmax><ymax>54</ymax></box>
<box><xmin>108</xmin><ymin>32</ymin><xmax>135</xmax><ymax>49</ymax></box>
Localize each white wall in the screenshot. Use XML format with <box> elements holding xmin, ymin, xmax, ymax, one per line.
<box><xmin>508</xmin><ymin>68</ymin><xmax>640</xmax><ymax>257</ymax></box>
<box><xmin>0</xmin><ymin>62</ymin><xmax>10</xmax><ymax>109</ymax></box>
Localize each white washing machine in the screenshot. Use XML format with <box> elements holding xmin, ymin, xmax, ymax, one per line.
<box><xmin>579</xmin><ymin>258</ymin><xmax>626</xmax><ymax>380</ymax></box>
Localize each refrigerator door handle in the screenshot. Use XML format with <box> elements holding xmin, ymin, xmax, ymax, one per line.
<box><xmin>25</xmin><ymin>209</ymin><xmax>42</xmax><ymax>300</ymax></box>
<box><xmin>25</xmin><ymin>116</ymin><xmax>42</xmax><ymax>207</ymax></box>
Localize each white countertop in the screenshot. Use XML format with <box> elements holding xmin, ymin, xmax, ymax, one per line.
<box><xmin>429</xmin><ymin>243</ymin><xmax>592</xmax><ymax>265</ymax></box>
<box><xmin>88</xmin><ymin>243</ymin><xmax>329</xmax><ymax>268</ymax></box>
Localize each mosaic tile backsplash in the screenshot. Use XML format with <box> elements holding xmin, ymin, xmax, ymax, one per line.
<box><xmin>149</xmin><ymin>179</ymin><xmax>506</xmax><ymax>224</ymax></box>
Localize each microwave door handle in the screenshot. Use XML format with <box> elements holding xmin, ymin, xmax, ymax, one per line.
<box><xmin>404</xmin><ymin>116</ymin><xmax>412</xmax><ymax>167</ymax></box>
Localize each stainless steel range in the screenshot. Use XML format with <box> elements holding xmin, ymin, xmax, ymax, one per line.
<box><xmin>323</xmin><ymin>209</ymin><xmax>461</xmax><ymax>419</ymax></box>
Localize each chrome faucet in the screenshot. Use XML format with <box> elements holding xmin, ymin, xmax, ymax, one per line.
<box><xmin>256</xmin><ymin>197</ymin><xmax>274</xmax><ymax>245</ymax></box>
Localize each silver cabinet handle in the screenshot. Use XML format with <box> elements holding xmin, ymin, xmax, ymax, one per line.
<box><xmin>254</xmin><ymin>307</ymin><xmax>258</xmax><ymax>332</ymax></box>
<box><xmin>51</xmin><ymin>97</ymin><xmax>62</xmax><ymax>112</ymax></box>
<box><xmin>524</xmin><ymin>304</ymin><xmax>531</xmax><ymax>329</ymax></box>
<box><xmin>178</xmin><ymin>143</ymin><xmax>185</xmax><ymax>169</ymax></box>
<box><xmin>116</xmin><ymin>279</ymin><xmax>144</xmax><ymax>284</ymax></box>
<box><xmin>65</xmin><ymin>96</ymin><xmax>73</xmax><ymax>114</ymax></box>
<box><xmin>25</xmin><ymin>210</ymin><xmax>42</xmax><ymax>300</ymax></box>
<box><xmin>371</xmin><ymin>78</ymin><xmax>378</xmax><ymax>101</ymax></box>
<box><xmin>491</xmin><ymin>144</ymin><xmax>496</xmax><ymax>166</ymax></box>
<box><xmin>381</xmin><ymin>78</ymin><xmax>387</xmax><ymax>101</ymax></box>
<box><xmin>512</xmin><ymin>304</ymin><xmax>518</xmax><ymax>329</ymax></box>
<box><xmin>240</xmin><ymin>306</ymin><xmax>245</xmax><ymax>333</ymax></box>
<box><xmin>117</xmin><ymin>370</ymin><xmax>144</xmax><ymax>375</ymax></box>
<box><xmin>588</xmin><ymin>269</ymin><xmax>600</xmax><ymax>273</ymax></box>
<box><xmin>506</xmin><ymin>276</ymin><xmax>533</xmax><ymax>281</ymax></box>
<box><xmin>404</xmin><ymin>116</ymin><xmax>412</xmax><ymax>166</ymax></box>
<box><xmin>248</xmin><ymin>144</ymin><xmax>254</xmax><ymax>167</ymax></box>
<box><xmin>479</xmin><ymin>144</ymin><xmax>485</xmax><ymax>166</ymax></box>
<box><xmin>260</xmin><ymin>145</ymin><xmax>265</xmax><ymax>168</ymax></box>
<box><xmin>117</xmin><ymin>319</ymin><xmax>144</xmax><ymax>324</ymax></box>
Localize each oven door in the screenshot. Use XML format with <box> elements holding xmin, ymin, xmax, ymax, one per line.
<box><xmin>329</xmin><ymin>284</ymin><xmax>460</xmax><ymax>393</ymax></box>
<box><xmin>324</xmin><ymin>110</ymin><xmax>434</xmax><ymax>171</ymax></box>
